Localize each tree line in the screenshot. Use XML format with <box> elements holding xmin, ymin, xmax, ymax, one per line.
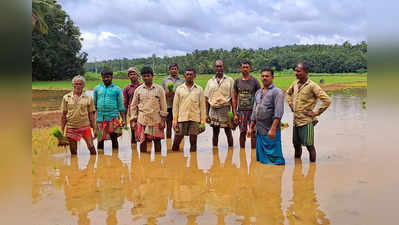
<box><xmin>85</xmin><ymin>41</ymin><xmax>367</xmax><ymax>75</ymax></box>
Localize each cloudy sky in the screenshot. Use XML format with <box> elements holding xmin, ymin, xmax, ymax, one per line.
<box><xmin>58</xmin><ymin>0</ymin><xmax>366</xmax><ymax>62</ymax></box>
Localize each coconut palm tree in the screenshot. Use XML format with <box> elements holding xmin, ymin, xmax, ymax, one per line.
<box><xmin>32</xmin><ymin>0</ymin><xmax>53</xmax><ymax>34</ymax></box>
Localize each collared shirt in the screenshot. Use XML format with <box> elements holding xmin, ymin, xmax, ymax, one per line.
<box><xmin>161</xmin><ymin>76</ymin><xmax>185</xmax><ymax>108</ymax></box>
<box><xmin>61</xmin><ymin>92</ymin><xmax>95</xmax><ymax>128</ymax></box>
<box><xmin>204</xmin><ymin>74</ymin><xmax>234</xmax><ymax>108</ymax></box>
<box><xmin>123</xmin><ymin>81</ymin><xmax>142</xmax><ymax>110</ymax></box>
<box><xmin>250</xmin><ymin>83</ymin><xmax>284</xmax><ymax>135</ymax></box>
<box><xmin>173</xmin><ymin>83</ymin><xmax>206</xmax><ymax>124</ymax></box>
<box><xmin>286</xmin><ymin>79</ymin><xmax>331</xmax><ymax>126</ymax></box>
<box><xmin>93</xmin><ymin>83</ymin><xmax>125</xmax><ymax>122</ymax></box>
<box><xmin>130</xmin><ymin>83</ymin><xmax>168</xmax><ymax>126</ymax></box>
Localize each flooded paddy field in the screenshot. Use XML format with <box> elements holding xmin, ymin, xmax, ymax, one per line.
<box><xmin>32</xmin><ymin>88</ymin><xmax>387</xmax><ymax>225</ymax></box>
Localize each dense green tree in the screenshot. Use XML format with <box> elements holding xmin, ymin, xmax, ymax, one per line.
<box><xmin>84</xmin><ymin>42</ymin><xmax>367</xmax><ymax>75</ymax></box>
<box><xmin>32</xmin><ymin>0</ymin><xmax>87</xmax><ymax>81</ymax></box>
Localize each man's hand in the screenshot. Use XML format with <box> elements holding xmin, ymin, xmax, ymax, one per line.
<box><xmin>159</xmin><ymin>119</ymin><xmax>166</xmax><ymax>129</ymax></box>
<box><xmin>199</xmin><ymin>124</ymin><xmax>205</xmax><ymax>133</ymax></box>
<box><xmin>267</xmin><ymin>129</ymin><xmax>276</xmax><ymax>139</ymax></box>
<box><xmin>306</xmin><ymin>111</ymin><xmax>316</xmax><ymax>117</ymax></box>
<box><xmin>173</xmin><ymin>122</ymin><xmax>179</xmax><ymax>131</ymax></box>
<box><xmin>206</xmin><ymin>115</ymin><xmax>210</xmax><ymax>124</ymax></box>
<box><xmin>289</xmin><ymin>104</ymin><xmax>294</xmax><ymax>112</ymax></box>
<box><xmin>93</xmin><ymin>128</ymin><xmax>98</xmax><ymax>138</ymax></box>
<box><xmin>130</xmin><ymin>120</ymin><xmax>137</xmax><ymax>129</ymax></box>
<box><xmin>234</xmin><ymin>114</ymin><xmax>239</xmax><ymax>125</ymax></box>
<box><xmin>246</xmin><ymin>129</ymin><xmax>253</xmax><ymax>138</ymax></box>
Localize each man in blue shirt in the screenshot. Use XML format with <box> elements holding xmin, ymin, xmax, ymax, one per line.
<box><xmin>247</xmin><ymin>68</ymin><xmax>285</xmax><ymax>165</ymax></box>
<box><xmin>93</xmin><ymin>68</ymin><xmax>126</xmax><ymax>151</ymax></box>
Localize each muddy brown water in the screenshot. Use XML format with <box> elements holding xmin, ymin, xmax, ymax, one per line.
<box><xmin>32</xmin><ymin>88</ymin><xmax>375</xmax><ymax>225</ymax></box>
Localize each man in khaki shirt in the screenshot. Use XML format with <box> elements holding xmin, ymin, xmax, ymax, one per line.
<box><xmin>286</xmin><ymin>62</ymin><xmax>331</xmax><ymax>162</ymax></box>
<box><xmin>130</xmin><ymin>67</ymin><xmax>168</xmax><ymax>153</ymax></box>
<box><xmin>204</xmin><ymin>60</ymin><xmax>234</xmax><ymax>147</ymax></box>
<box><xmin>172</xmin><ymin>68</ymin><xmax>206</xmax><ymax>152</ymax></box>
<box><xmin>61</xmin><ymin>75</ymin><xmax>97</xmax><ymax>155</ymax></box>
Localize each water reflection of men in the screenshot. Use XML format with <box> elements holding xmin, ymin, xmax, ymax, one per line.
<box><xmin>247</xmin><ymin>68</ymin><xmax>285</xmax><ymax>165</ymax></box>
<box><xmin>96</xmin><ymin>154</ymin><xmax>129</xmax><ymax>225</ymax></box>
<box><xmin>60</xmin><ymin>75</ymin><xmax>97</xmax><ymax>155</ymax></box>
<box><xmin>204</xmin><ymin>60</ymin><xmax>234</xmax><ymax>147</ymax></box>
<box><xmin>61</xmin><ymin>156</ymin><xmax>97</xmax><ymax>225</ymax></box>
<box><xmin>286</xmin><ymin>62</ymin><xmax>331</xmax><ymax>162</ymax></box>
<box><xmin>286</xmin><ymin>160</ymin><xmax>330</xmax><ymax>225</ymax></box>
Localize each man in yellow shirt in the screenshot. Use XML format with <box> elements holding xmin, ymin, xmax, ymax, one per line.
<box><xmin>286</xmin><ymin>62</ymin><xmax>331</xmax><ymax>162</ymax></box>
<box><xmin>61</xmin><ymin>75</ymin><xmax>97</xmax><ymax>155</ymax></box>
<box><xmin>172</xmin><ymin>68</ymin><xmax>206</xmax><ymax>152</ymax></box>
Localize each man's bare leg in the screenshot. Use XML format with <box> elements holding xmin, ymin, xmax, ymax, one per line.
<box><xmin>239</xmin><ymin>132</ymin><xmax>246</xmax><ymax>148</ymax></box>
<box><xmin>224</xmin><ymin>127</ymin><xmax>233</xmax><ymax>147</ymax></box>
<box><xmin>172</xmin><ymin>135</ymin><xmax>184</xmax><ymax>151</ymax></box>
<box><xmin>131</xmin><ymin>127</ymin><xmax>136</xmax><ymax>144</ymax></box>
<box><xmin>306</xmin><ymin>145</ymin><xmax>316</xmax><ymax>162</ymax></box>
<box><xmin>189</xmin><ymin>135</ymin><xmax>197</xmax><ymax>152</ymax></box>
<box><xmin>140</xmin><ymin>140</ymin><xmax>147</xmax><ymax>153</ymax></box>
<box><xmin>83</xmin><ymin>135</ymin><xmax>96</xmax><ymax>155</ymax></box>
<box><xmin>212</xmin><ymin>127</ymin><xmax>220</xmax><ymax>147</ymax></box>
<box><xmin>68</xmin><ymin>139</ymin><xmax>78</xmax><ymax>155</ymax></box>
<box><xmin>294</xmin><ymin>143</ymin><xmax>302</xmax><ymax>158</ymax></box>
<box><xmin>166</xmin><ymin>120</ymin><xmax>172</xmax><ymax>139</ymax></box>
<box><xmin>154</xmin><ymin>138</ymin><xmax>161</xmax><ymax>152</ymax></box>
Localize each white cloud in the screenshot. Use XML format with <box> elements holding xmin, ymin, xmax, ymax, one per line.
<box><xmin>59</xmin><ymin>0</ymin><xmax>366</xmax><ymax>61</ymax></box>
<box><xmin>177</xmin><ymin>29</ymin><xmax>190</xmax><ymax>37</ymax></box>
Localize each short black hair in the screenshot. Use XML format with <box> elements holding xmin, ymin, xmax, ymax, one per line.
<box><xmin>298</xmin><ymin>61</ymin><xmax>310</xmax><ymax>72</ymax></box>
<box><xmin>261</xmin><ymin>68</ymin><xmax>274</xmax><ymax>76</ymax></box>
<box><xmin>169</xmin><ymin>63</ymin><xmax>179</xmax><ymax>70</ymax></box>
<box><xmin>101</xmin><ymin>68</ymin><xmax>113</xmax><ymax>76</ymax></box>
<box><xmin>141</xmin><ymin>66</ymin><xmax>153</xmax><ymax>75</ymax></box>
<box><xmin>241</xmin><ymin>60</ymin><xmax>252</xmax><ymax>67</ymax></box>
<box><xmin>184</xmin><ymin>67</ymin><xmax>196</xmax><ymax>74</ymax></box>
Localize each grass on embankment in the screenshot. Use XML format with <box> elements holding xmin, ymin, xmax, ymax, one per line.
<box><xmin>32</xmin><ymin>73</ymin><xmax>367</xmax><ymax>90</ymax></box>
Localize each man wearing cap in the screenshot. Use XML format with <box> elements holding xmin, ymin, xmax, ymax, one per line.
<box><xmin>123</xmin><ymin>67</ymin><xmax>142</xmax><ymax>144</ymax></box>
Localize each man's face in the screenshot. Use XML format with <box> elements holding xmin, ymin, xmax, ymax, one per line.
<box><xmin>142</xmin><ymin>73</ymin><xmax>153</xmax><ymax>85</ymax></box>
<box><xmin>215</xmin><ymin>61</ymin><xmax>224</xmax><ymax>76</ymax></box>
<box><xmin>295</xmin><ymin>64</ymin><xmax>307</xmax><ymax>80</ymax></box>
<box><xmin>102</xmin><ymin>74</ymin><xmax>113</xmax><ymax>86</ymax></box>
<box><xmin>240</xmin><ymin>63</ymin><xmax>251</xmax><ymax>75</ymax></box>
<box><xmin>128</xmin><ymin>71</ymin><xmax>139</xmax><ymax>82</ymax></box>
<box><xmin>184</xmin><ymin>71</ymin><xmax>195</xmax><ymax>83</ymax></box>
<box><xmin>261</xmin><ymin>71</ymin><xmax>274</xmax><ymax>87</ymax></box>
<box><xmin>73</xmin><ymin>80</ymin><xmax>84</xmax><ymax>92</ymax></box>
<box><xmin>169</xmin><ymin>66</ymin><xmax>179</xmax><ymax>77</ymax></box>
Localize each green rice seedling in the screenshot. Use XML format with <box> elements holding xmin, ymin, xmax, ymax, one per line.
<box><xmin>167</xmin><ymin>82</ymin><xmax>174</xmax><ymax>91</ymax></box>
<box><xmin>198</xmin><ymin>124</ymin><xmax>205</xmax><ymax>130</ymax></box>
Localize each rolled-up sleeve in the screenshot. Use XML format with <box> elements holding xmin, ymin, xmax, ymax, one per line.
<box><xmin>313</xmin><ymin>84</ymin><xmax>331</xmax><ymax>116</ymax></box>
<box><xmin>286</xmin><ymin>82</ymin><xmax>294</xmax><ymax>105</ymax></box>
<box><xmin>274</xmin><ymin>90</ymin><xmax>285</xmax><ymax>119</ymax></box>
<box><xmin>159</xmin><ymin>87</ymin><xmax>168</xmax><ymax>117</ymax></box>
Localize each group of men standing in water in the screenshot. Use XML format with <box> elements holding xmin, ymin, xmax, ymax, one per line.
<box><xmin>60</xmin><ymin>59</ymin><xmax>331</xmax><ymax>164</ymax></box>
